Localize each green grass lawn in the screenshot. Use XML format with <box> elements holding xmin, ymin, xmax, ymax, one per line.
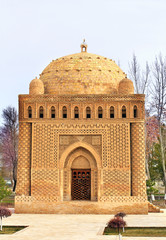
<box><xmin>104</xmin><ymin>227</ymin><xmax>166</xmax><ymax>237</ymax></box>
<box><xmin>0</xmin><ymin>226</ymin><xmax>27</xmax><ymax>234</ymax></box>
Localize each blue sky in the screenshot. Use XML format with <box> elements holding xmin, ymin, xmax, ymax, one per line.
<box><xmin>0</xmin><ymin>0</ymin><xmax>166</xmax><ymax>124</ymax></box>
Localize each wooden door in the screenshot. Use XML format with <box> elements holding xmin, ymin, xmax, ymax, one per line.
<box><xmin>71</xmin><ymin>169</ymin><xmax>91</xmax><ymax>200</ymax></box>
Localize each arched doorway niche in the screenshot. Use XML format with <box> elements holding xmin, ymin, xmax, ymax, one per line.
<box><xmin>71</xmin><ymin>156</ymin><xmax>90</xmax><ymax>169</ymax></box>
<box><xmin>60</xmin><ymin>142</ymin><xmax>100</xmax><ymax>201</ymax></box>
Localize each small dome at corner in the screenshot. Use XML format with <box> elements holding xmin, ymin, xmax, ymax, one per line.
<box><xmin>29</xmin><ymin>77</ymin><xmax>44</xmax><ymax>95</ymax></box>
<box><xmin>118</xmin><ymin>77</ymin><xmax>134</xmax><ymax>94</ymax></box>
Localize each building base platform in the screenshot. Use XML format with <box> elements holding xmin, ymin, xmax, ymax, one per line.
<box><xmin>15</xmin><ymin>196</ymin><xmax>148</xmax><ymax>214</ymax></box>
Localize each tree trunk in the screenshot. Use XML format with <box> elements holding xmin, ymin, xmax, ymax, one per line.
<box><xmin>159</xmin><ymin>126</ymin><xmax>166</xmax><ymax>195</ymax></box>
<box><xmin>145</xmin><ymin>120</ymin><xmax>151</xmax><ymax>180</ymax></box>
<box><xmin>12</xmin><ymin>164</ymin><xmax>17</xmax><ymax>192</ymax></box>
<box><xmin>13</xmin><ymin>179</ymin><xmax>17</xmax><ymax>192</ymax></box>
<box><xmin>145</xmin><ymin>156</ymin><xmax>150</xmax><ymax>180</ymax></box>
<box><xmin>119</xmin><ymin>233</ymin><xmax>122</xmax><ymax>240</ymax></box>
<box><xmin>0</xmin><ymin>217</ymin><xmax>2</xmax><ymax>231</ymax></box>
<box><xmin>9</xmin><ymin>171</ymin><xmax>14</xmax><ymax>189</ymax></box>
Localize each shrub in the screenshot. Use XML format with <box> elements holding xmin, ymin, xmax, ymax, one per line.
<box><xmin>115</xmin><ymin>212</ymin><xmax>126</xmax><ymax>219</ymax></box>
<box><xmin>0</xmin><ymin>207</ymin><xmax>12</xmax><ymax>231</ymax></box>
<box><xmin>107</xmin><ymin>216</ymin><xmax>126</xmax><ymax>240</ymax></box>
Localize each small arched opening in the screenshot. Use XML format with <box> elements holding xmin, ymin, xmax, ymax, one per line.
<box><xmin>51</xmin><ymin>106</ymin><xmax>55</xmax><ymax>118</ymax></box>
<box><xmin>86</xmin><ymin>107</ymin><xmax>91</xmax><ymax>119</ymax></box>
<box><xmin>74</xmin><ymin>106</ymin><xmax>79</xmax><ymax>119</ymax></box>
<box><xmin>110</xmin><ymin>106</ymin><xmax>114</xmax><ymax>118</ymax></box>
<box><xmin>98</xmin><ymin>106</ymin><xmax>103</xmax><ymax>118</ymax></box>
<box><xmin>134</xmin><ymin>105</ymin><xmax>137</xmax><ymax>118</ymax></box>
<box><xmin>63</xmin><ymin>106</ymin><xmax>67</xmax><ymax>118</ymax></box>
<box><xmin>39</xmin><ymin>106</ymin><xmax>44</xmax><ymax>118</ymax></box>
<box><xmin>28</xmin><ymin>106</ymin><xmax>32</xmax><ymax>118</ymax></box>
<box><xmin>122</xmin><ymin>106</ymin><xmax>126</xmax><ymax>118</ymax></box>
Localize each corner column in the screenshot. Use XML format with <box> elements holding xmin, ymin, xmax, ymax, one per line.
<box><xmin>16</xmin><ymin>122</ymin><xmax>31</xmax><ymax>196</ymax></box>
<box><xmin>131</xmin><ymin>122</ymin><xmax>147</xmax><ymax>196</ymax></box>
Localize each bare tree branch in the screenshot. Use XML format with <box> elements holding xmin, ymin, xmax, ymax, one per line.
<box><xmin>150</xmin><ymin>54</ymin><xmax>166</xmax><ymax>194</ymax></box>
<box><xmin>129</xmin><ymin>53</ymin><xmax>150</xmax><ymax>95</ymax></box>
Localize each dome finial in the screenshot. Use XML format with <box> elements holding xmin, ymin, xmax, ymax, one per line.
<box><xmin>80</xmin><ymin>39</ymin><xmax>88</xmax><ymax>52</ymax></box>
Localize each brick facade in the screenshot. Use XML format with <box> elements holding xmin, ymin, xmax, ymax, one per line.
<box><xmin>15</xmin><ymin>46</ymin><xmax>148</xmax><ymax>214</ymax></box>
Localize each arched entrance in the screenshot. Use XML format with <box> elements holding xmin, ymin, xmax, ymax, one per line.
<box><xmin>60</xmin><ymin>143</ymin><xmax>100</xmax><ymax>201</ymax></box>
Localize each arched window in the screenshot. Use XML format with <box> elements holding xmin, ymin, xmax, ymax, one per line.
<box><xmin>122</xmin><ymin>106</ymin><xmax>126</xmax><ymax>118</ymax></box>
<box><xmin>63</xmin><ymin>106</ymin><xmax>67</xmax><ymax>118</ymax></box>
<box><xmin>39</xmin><ymin>106</ymin><xmax>44</xmax><ymax>118</ymax></box>
<box><xmin>98</xmin><ymin>106</ymin><xmax>103</xmax><ymax>118</ymax></box>
<box><xmin>110</xmin><ymin>106</ymin><xmax>114</xmax><ymax>118</ymax></box>
<box><xmin>28</xmin><ymin>106</ymin><xmax>32</xmax><ymax>118</ymax></box>
<box><xmin>51</xmin><ymin>106</ymin><xmax>55</xmax><ymax>118</ymax></box>
<box><xmin>86</xmin><ymin>107</ymin><xmax>91</xmax><ymax>119</ymax></box>
<box><xmin>74</xmin><ymin>106</ymin><xmax>79</xmax><ymax>119</ymax></box>
<box><xmin>134</xmin><ymin>105</ymin><xmax>137</xmax><ymax>118</ymax></box>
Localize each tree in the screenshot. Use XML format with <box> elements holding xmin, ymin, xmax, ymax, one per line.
<box><xmin>129</xmin><ymin>53</ymin><xmax>150</xmax><ymax>94</ymax></box>
<box><xmin>0</xmin><ymin>207</ymin><xmax>12</xmax><ymax>231</ymax></box>
<box><xmin>114</xmin><ymin>212</ymin><xmax>126</xmax><ymax>219</ymax></box>
<box><xmin>150</xmin><ymin>55</ymin><xmax>166</xmax><ymax>194</ymax></box>
<box><xmin>145</xmin><ymin>116</ymin><xmax>159</xmax><ymax>179</ymax></box>
<box><xmin>114</xmin><ymin>212</ymin><xmax>126</xmax><ymax>232</ymax></box>
<box><xmin>146</xmin><ymin>179</ymin><xmax>159</xmax><ymax>195</ymax></box>
<box><xmin>0</xmin><ymin>176</ymin><xmax>12</xmax><ymax>201</ymax></box>
<box><xmin>107</xmin><ymin>217</ymin><xmax>126</xmax><ymax>240</ymax></box>
<box><xmin>148</xmin><ymin>142</ymin><xmax>165</xmax><ymax>185</ymax></box>
<box><xmin>0</xmin><ymin>106</ymin><xmax>18</xmax><ymax>191</ymax></box>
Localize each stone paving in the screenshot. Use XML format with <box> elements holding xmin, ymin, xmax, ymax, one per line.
<box><xmin>1</xmin><ymin>210</ymin><xmax>166</xmax><ymax>240</ymax></box>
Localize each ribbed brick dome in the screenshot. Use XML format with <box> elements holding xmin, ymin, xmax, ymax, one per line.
<box><xmin>29</xmin><ymin>77</ymin><xmax>44</xmax><ymax>95</ymax></box>
<box><xmin>39</xmin><ymin>51</ymin><xmax>127</xmax><ymax>95</ymax></box>
<box><xmin>118</xmin><ymin>77</ymin><xmax>134</xmax><ymax>94</ymax></box>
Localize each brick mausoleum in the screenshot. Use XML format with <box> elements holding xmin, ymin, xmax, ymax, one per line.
<box><xmin>15</xmin><ymin>41</ymin><xmax>148</xmax><ymax>214</ymax></box>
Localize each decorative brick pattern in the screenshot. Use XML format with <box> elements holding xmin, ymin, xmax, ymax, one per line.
<box><xmin>59</xmin><ymin>135</ymin><xmax>102</xmax><ymax>160</ymax></box>
<box><xmin>16</xmin><ymin>123</ymin><xmax>31</xmax><ymax>195</ymax></box>
<box><xmin>103</xmin><ymin>169</ymin><xmax>130</xmax><ymax>196</ymax></box>
<box><xmin>131</xmin><ymin>123</ymin><xmax>147</xmax><ymax>196</ymax></box>
<box><xmin>108</xmin><ymin>123</ymin><xmax>130</xmax><ymax>168</ymax></box>
<box><xmin>63</xmin><ymin>170</ymin><xmax>68</xmax><ymax>201</ymax></box>
<box><xmin>53</xmin><ymin>125</ymin><xmax>107</xmax><ymax>168</ymax></box>
<box><xmin>100</xmin><ymin>196</ymin><xmax>147</xmax><ymax>202</ymax></box>
<box><xmin>15</xmin><ymin>195</ymin><xmax>59</xmax><ymax>203</ymax></box>
<box><xmin>31</xmin><ymin>169</ymin><xmax>59</xmax><ymax>198</ymax></box>
<box><xmin>19</xmin><ymin>99</ymin><xmax>24</xmax><ymax>120</ymax></box>
<box><xmin>94</xmin><ymin>170</ymin><xmax>98</xmax><ymax>200</ymax></box>
<box><xmin>16</xmin><ymin>119</ymin><xmax>147</xmax><ymax>212</ymax></box>
<box><xmin>19</xmin><ymin>94</ymin><xmax>145</xmax><ymax>121</ymax></box>
<box><xmin>33</xmin><ymin>124</ymin><xmax>55</xmax><ymax>168</ymax></box>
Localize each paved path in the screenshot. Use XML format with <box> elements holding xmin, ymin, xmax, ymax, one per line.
<box><xmin>1</xmin><ymin>210</ymin><xmax>166</xmax><ymax>240</ymax></box>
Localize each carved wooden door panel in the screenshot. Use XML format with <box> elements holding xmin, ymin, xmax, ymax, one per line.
<box><xmin>72</xmin><ymin>169</ymin><xmax>91</xmax><ymax>200</ymax></box>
